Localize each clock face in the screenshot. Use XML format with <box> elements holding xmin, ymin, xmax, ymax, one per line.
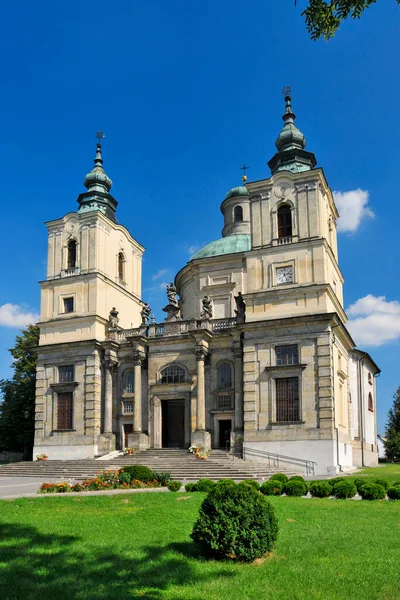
<box><xmin>276</xmin><ymin>266</ymin><xmax>293</xmax><ymax>285</ymax></box>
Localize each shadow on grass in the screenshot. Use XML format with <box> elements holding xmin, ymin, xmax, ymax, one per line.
<box><xmin>0</xmin><ymin>523</ymin><xmax>233</xmax><ymax>600</ymax></box>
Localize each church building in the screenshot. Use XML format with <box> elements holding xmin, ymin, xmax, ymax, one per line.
<box><xmin>33</xmin><ymin>93</ymin><xmax>380</xmax><ymax>475</ymax></box>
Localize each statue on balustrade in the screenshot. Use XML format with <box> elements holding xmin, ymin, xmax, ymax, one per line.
<box><xmin>141</xmin><ymin>302</ymin><xmax>152</xmax><ymax>324</ymax></box>
<box><xmin>166</xmin><ymin>282</ymin><xmax>179</xmax><ymax>306</ymax></box>
<box><xmin>108</xmin><ymin>307</ymin><xmax>119</xmax><ymax>329</ymax></box>
<box><xmin>234</xmin><ymin>292</ymin><xmax>246</xmax><ymax>324</ymax></box>
<box><xmin>200</xmin><ymin>295</ymin><xmax>213</xmax><ymax>319</ymax></box>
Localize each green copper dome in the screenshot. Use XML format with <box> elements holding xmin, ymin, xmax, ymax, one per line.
<box><xmin>191</xmin><ymin>234</ymin><xmax>251</xmax><ymax>260</ymax></box>
<box><xmin>224</xmin><ymin>186</ymin><xmax>249</xmax><ymax>200</ymax></box>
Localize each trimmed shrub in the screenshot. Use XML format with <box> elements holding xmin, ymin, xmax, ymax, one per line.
<box><xmin>284</xmin><ymin>480</ymin><xmax>308</xmax><ymax>497</ymax></box>
<box><xmin>353</xmin><ymin>478</ymin><xmax>368</xmax><ymax>493</ymax></box>
<box><xmin>119</xmin><ymin>465</ymin><xmax>154</xmax><ymax>483</ymax></box>
<box><xmin>260</xmin><ymin>480</ymin><xmax>283</xmax><ymax>496</ymax></box>
<box><xmin>358</xmin><ymin>483</ymin><xmax>386</xmax><ymax>500</ymax></box>
<box><xmin>118</xmin><ymin>472</ymin><xmax>131</xmax><ymax>485</ymax></box>
<box><xmin>153</xmin><ymin>471</ymin><xmax>171</xmax><ymax>486</ymax></box>
<box><xmin>372</xmin><ymin>478</ymin><xmax>389</xmax><ymax>491</ymax></box>
<box><xmin>239</xmin><ymin>479</ymin><xmax>260</xmax><ymax>491</ymax></box>
<box><xmin>191</xmin><ymin>483</ymin><xmax>278</xmax><ymax>562</ymax></box>
<box><xmin>269</xmin><ymin>473</ymin><xmax>289</xmax><ymax>484</ymax></box>
<box><xmin>328</xmin><ymin>477</ymin><xmax>346</xmax><ymax>487</ymax></box>
<box><xmin>289</xmin><ymin>476</ymin><xmax>309</xmax><ymax>490</ymax></box>
<box><xmin>309</xmin><ymin>481</ymin><xmax>332</xmax><ymax>498</ymax></box>
<box><xmin>194</xmin><ymin>479</ymin><xmax>217</xmax><ymax>493</ymax></box>
<box><xmin>167</xmin><ymin>480</ymin><xmax>182</xmax><ymax>492</ymax></box>
<box><xmin>216</xmin><ymin>479</ymin><xmax>237</xmax><ymax>487</ymax></box>
<box><xmin>333</xmin><ymin>480</ymin><xmax>357</xmax><ymax>499</ymax></box>
<box><xmin>387</xmin><ymin>486</ymin><xmax>400</xmax><ymax>500</ymax></box>
<box><xmin>185</xmin><ymin>482</ymin><xmax>196</xmax><ymax>492</ymax></box>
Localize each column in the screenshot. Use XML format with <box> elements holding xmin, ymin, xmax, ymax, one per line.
<box><xmin>195</xmin><ymin>345</ymin><xmax>207</xmax><ymax>430</ymax></box>
<box><xmin>103</xmin><ymin>361</ymin><xmax>114</xmax><ymax>433</ymax></box>
<box><xmin>233</xmin><ymin>346</ymin><xmax>243</xmax><ymax>430</ymax></box>
<box><xmin>133</xmin><ymin>353</ymin><xmax>143</xmax><ymax>432</ymax></box>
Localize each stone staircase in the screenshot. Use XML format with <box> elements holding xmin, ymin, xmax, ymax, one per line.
<box><xmin>0</xmin><ymin>449</ymin><xmax>302</xmax><ymax>482</ymax></box>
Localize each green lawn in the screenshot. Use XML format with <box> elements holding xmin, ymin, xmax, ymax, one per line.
<box><xmin>348</xmin><ymin>463</ymin><xmax>400</xmax><ymax>486</ymax></box>
<box><xmin>1</xmin><ymin>480</ymin><xmax>400</xmax><ymax>600</ymax></box>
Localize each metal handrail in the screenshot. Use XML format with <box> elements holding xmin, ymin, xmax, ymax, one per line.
<box><xmin>242</xmin><ymin>447</ymin><xmax>317</xmax><ymax>475</ymax></box>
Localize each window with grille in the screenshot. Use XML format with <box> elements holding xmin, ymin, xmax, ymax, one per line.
<box><xmin>217</xmin><ymin>363</ymin><xmax>233</xmax><ymax>388</ymax></box>
<box><xmin>124</xmin><ymin>371</ymin><xmax>134</xmax><ymax>394</ymax></box>
<box><xmin>59</xmin><ymin>365</ymin><xmax>74</xmax><ymax>383</ymax></box>
<box><xmin>216</xmin><ymin>393</ymin><xmax>233</xmax><ymax>409</ymax></box>
<box><xmin>234</xmin><ymin>205</ymin><xmax>243</xmax><ymax>222</ymax></box>
<box><xmin>63</xmin><ymin>297</ymin><xmax>74</xmax><ymax>313</ymax></box>
<box><xmin>276</xmin><ymin>344</ymin><xmax>298</xmax><ymax>366</ymax></box>
<box><xmin>123</xmin><ymin>400</ymin><xmax>134</xmax><ymax>414</ymax></box>
<box><xmin>276</xmin><ymin>377</ymin><xmax>299</xmax><ymax>422</ymax></box>
<box><xmin>67</xmin><ymin>240</ymin><xmax>77</xmax><ymax>269</ymax></box>
<box><xmin>57</xmin><ymin>392</ymin><xmax>73</xmax><ymax>429</ymax></box>
<box><xmin>277</xmin><ymin>205</ymin><xmax>292</xmax><ymax>238</ymax></box>
<box><xmin>160</xmin><ymin>365</ymin><xmax>186</xmax><ymax>384</ymax></box>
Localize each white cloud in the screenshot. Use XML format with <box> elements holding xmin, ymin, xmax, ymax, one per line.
<box><xmin>143</xmin><ymin>282</ymin><xmax>169</xmax><ymax>294</ymax></box>
<box><xmin>152</xmin><ymin>269</ymin><xmax>168</xmax><ymax>281</ymax></box>
<box><xmin>346</xmin><ymin>295</ymin><xmax>400</xmax><ymax>347</ymax></box>
<box><xmin>333</xmin><ymin>189</ymin><xmax>374</xmax><ymax>233</ymax></box>
<box><xmin>0</xmin><ymin>304</ymin><xmax>39</xmax><ymax>328</ymax></box>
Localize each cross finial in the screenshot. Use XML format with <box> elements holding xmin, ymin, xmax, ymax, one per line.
<box><xmin>240</xmin><ymin>164</ymin><xmax>249</xmax><ymax>183</ymax></box>
<box><xmin>95</xmin><ymin>130</ymin><xmax>105</xmax><ymax>143</ymax></box>
<box><xmin>282</xmin><ymin>86</ymin><xmax>292</xmax><ymax>98</ymax></box>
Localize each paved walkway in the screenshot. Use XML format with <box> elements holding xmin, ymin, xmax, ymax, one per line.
<box><xmin>0</xmin><ymin>477</ymin><xmax>46</xmax><ymax>499</ymax></box>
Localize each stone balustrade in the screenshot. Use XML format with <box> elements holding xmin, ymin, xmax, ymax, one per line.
<box><xmin>110</xmin><ymin>316</ymin><xmax>237</xmax><ymax>342</ymax></box>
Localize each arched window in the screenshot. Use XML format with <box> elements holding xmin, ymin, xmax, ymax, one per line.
<box><xmin>217</xmin><ymin>363</ymin><xmax>233</xmax><ymax>389</ymax></box>
<box><xmin>118</xmin><ymin>252</ymin><xmax>125</xmax><ymax>281</ymax></box>
<box><xmin>160</xmin><ymin>365</ymin><xmax>186</xmax><ymax>384</ymax></box>
<box><xmin>124</xmin><ymin>371</ymin><xmax>134</xmax><ymax>394</ymax></box>
<box><xmin>368</xmin><ymin>392</ymin><xmax>374</xmax><ymax>412</ymax></box>
<box><xmin>277</xmin><ymin>205</ymin><xmax>292</xmax><ymax>238</ymax></box>
<box><xmin>234</xmin><ymin>205</ymin><xmax>243</xmax><ymax>222</ymax></box>
<box><xmin>67</xmin><ymin>239</ymin><xmax>77</xmax><ymax>269</ymax></box>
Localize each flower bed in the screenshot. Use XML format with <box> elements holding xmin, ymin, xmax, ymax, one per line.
<box><xmin>38</xmin><ymin>469</ymin><xmax>162</xmax><ymax>494</ymax></box>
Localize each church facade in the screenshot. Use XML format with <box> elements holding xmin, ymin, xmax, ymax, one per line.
<box><xmin>33</xmin><ymin>94</ymin><xmax>380</xmax><ymax>475</ymax></box>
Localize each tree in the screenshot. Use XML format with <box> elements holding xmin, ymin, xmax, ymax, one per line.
<box><xmin>385</xmin><ymin>386</ymin><xmax>400</xmax><ymax>462</ymax></box>
<box><xmin>0</xmin><ymin>324</ymin><xmax>39</xmax><ymax>460</ymax></box>
<box><xmin>301</xmin><ymin>1</ymin><xmax>400</xmax><ymax>40</ymax></box>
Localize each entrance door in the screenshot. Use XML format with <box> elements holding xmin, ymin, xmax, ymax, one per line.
<box><xmin>124</xmin><ymin>424</ymin><xmax>133</xmax><ymax>448</ymax></box>
<box><xmin>218</xmin><ymin>420</ymin><xmax>232</xmax><ymax>450</ymax></box>
<box><xmin>162</xmin><ymin>400</ymin><xmax>185</xmax><ymax>447</ymax></box>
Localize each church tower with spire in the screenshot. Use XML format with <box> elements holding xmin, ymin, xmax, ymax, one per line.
<box><xmin>33</xmin><ymin>140</ymin><xmax>144</xmax><ymax>459</ymax></box>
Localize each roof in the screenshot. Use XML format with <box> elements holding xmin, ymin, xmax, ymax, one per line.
<box><xmin>190</xmin><ymin>234</ymin><xmax>251</xmax><ymax>260</ymax></box>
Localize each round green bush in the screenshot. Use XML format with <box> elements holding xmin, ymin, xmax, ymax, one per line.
<box><xmin>260</xmin><ymin>480</ymin><xmax>283</xmax><ymax>496</ymax></box>
<box><xmin>359</xmin><ymin>483</ymin><xmax>386</xmax><ymax>500</ymax></box>
<box><xmin>119</xmin><ymin>465</ymin><xmax>154</xmax><ymax>483</ymax></box>
<box><xmin>284</xmin><ymin>480</ymin><xmax>308</xmax><ymax>497</ymax></box>
<box><xmin>289</xmin><ymin>476</ymin><xmax>309</xmax><ymax>490</ymax></box>
<box><xmin>152</xmin><ymin>471</ymin><xmax>171</xmax><ymax>486</ymax></box>
<box><xmin>193</xmin><ymin>479</ymin><xmax>217</xmax><ymax>493</ymax></box>
<box><xmin>309</xmin><ymin>481</ymin><xmax>332</xmax><ymax>498</ymax></box>
<box><xmin>269</xmin><ymin>473</ymin><xmax>289</xmax><ymax>484</ymax></box>
<box><xmin>191</xmin><ymin>483</ymin><xmax>278</xmax><ymax>562</ymax></box>
<box><xmin>239</xmin><ymin>479</ymin><xmax>260</xmax><ymax>491</ymax></box>
<box><xmin>118</xmin><ymin>472</ymin><xmax>131</xmax><ymax>485</ymax></box>
<box><xmin>333</xmin><ymin>480</ymin><xmax>357</xmax><ymax>499</ymax></box>
<box><xmin>328</xmin><ymin>477</ymin><xmax>346</xmax><ymax>487</ymax></box>
<box><xmin>372</xmin><ymin>478</ymin><xmax>389</xmax><ymax>491</ymax></box>
<box><xmin>353</xmin><ymin>478</ymin><xmax>368</xmax><ymax>493</ymax></box>
<box><xmin>167</xmin><ymin>480</ymin><xmax>182</xmax><ymax>492</ymax></box>
<box><xmin>217</xmin><ymin>479</ymin><xmax>237</xmax><ymax>487</ymax></box>
<box><xmin>387</xmin><ymin>486</ymin><xmax>400</xmax><ymax>500</ymax></box>
<box><xmin>185</xmin><ymin>482</ymin><xmax>196</xmax><ymax>492</ymax></box>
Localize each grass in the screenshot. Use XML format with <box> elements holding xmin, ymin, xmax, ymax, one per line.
<box><xmin>347</xmin><ymin>463</ymin><xmax>400</xmax><ymax>486</ymax></box>
<box><xmin>0</xmin><ymin>468</ymin><xmax>399</xmax><ymax>600</ymax></box>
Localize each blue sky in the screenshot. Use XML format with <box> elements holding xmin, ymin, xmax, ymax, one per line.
<box><xmin>0</xmin><ymin>1</ymin><xmax>399</xmax><ymax>434</ymax></box>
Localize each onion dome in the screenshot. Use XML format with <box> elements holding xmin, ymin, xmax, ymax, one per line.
<box><xmin>83</xmin><ymin>143</ymin><xmax>113</xmax><ymax>193</ymax></box>
<box><xmin>224</xmin><ymin>186</ymin><xmax>249</xmax><ymax>201</ymax></box>
<box><xmin>275</xmin><ymin>94</ymin><xmax>306</xmax><ymax>152</ymax></box>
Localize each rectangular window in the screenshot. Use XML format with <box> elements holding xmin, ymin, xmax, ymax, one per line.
<box><xmin>276</xmin><ymin>344</ymin><xmax>299</xmax><ymax>366</ymax></box>
<box><xmin>216</xmin><ymin>393</ymin><xmax>233</xmax><ymax>409</ymax></box>
<box><xmin>63</xmin><ymin>297</ymin><xmax>74</xmax><ymax>313</ymax></box>
<box><xmin>122</xmin><ymin>400</ymin><xmax>134</xmax><ymax>414</ymax></box>
<box><xmin>57</xmin><ymin>392</ymin><xmax>73</xmax><ymax>429</ymax></box>
<box><xmin>276</xmin><ymin>377</ymin><xmax>299</xmax><ymax>422</ymax></box>
<box><xmin>59</xmin><ymin>365</ymin><xmax>74</xmax><ymax>383</ymax></box>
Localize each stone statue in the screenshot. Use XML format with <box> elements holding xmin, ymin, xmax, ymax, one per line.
<box><xmin>200</xmin><ymin>295</ymin><xmax>213</xmax><ymax>319</ymax></box>
<box><xmin>166</xmin><ymin>282</ymin><xmax>178</xmax><ymax>306</ymax></box>
<box><xmin>141</xmin><ymin>302</ymin><xmax>152</xmax><ymax>324</ymax></box>
<box><xmin>234</xmin><ymin>292</ymin><xmax>246</xmax><ymax>324</ymax></box>
<box><xmin>108</xmin><ymin>307</ymin><xmax>119</xmax><ymax>329</ymax></box>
